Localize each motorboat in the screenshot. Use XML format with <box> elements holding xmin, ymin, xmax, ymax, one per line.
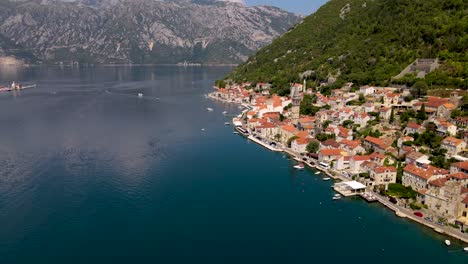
<box><xmin>222</xmin><ymin>111</ymin><xmax>228</xmax><ymax>115</ymax></box>
<box><xmin>464</xmin><ymin>247</ymin><xmax>468</xmax><ymax>252</ymax></box>
<box><xmin>207</xmin><ymin>108</ymin><xmax>214</xmax><ymax>112</ymax></box>
<box><xmin>293</xmin><ymin>163</ymin><xmax>305</xmax><ymax>170</ymax></box>
<box><xmin>445</xmin><ymin>240</ymin><xmax>451</xmax><ymax>246</ymax></box>
<box><xmin>332</xmin><ymin>196</ymin><xmax>341</xmax><ymax>200</ymax></box>
<box><xmin>233</xmin><ymin>131</ymin><xmax>239</xmax><ymax>134</ymax></box>
<box><xmin>334</xmin><ymin>194</ymin><xmax>341</xmax><ymax>197</ymax></box>
<box><xmin>323</xmin><ymin>177</ymin><xmax>331</xmax><ymax>181</ymax></box>
<box><xmin>315</xmin><ymin>171</ymin><xmax>320</xmax><ymax>175</ymax></box>
<box><xmin>201</xmin><ymin>128</ymin><xmax>205</xmax><ymax>131</ymax></box>
<box><xmin>224</xmin><ymin>122</ymin><xmax>231</xmax><ymax>126</ymax></box>
<box><xmin>138</xmin><ymin>93</ymin><xmax>143</xmax><ymax>97</ymax></box>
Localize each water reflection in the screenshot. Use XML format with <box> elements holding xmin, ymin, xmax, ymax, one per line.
<box><xmin>0</xmin><ymin>65</ymin><xmax>233</xmax><ymax>194</ymax></box>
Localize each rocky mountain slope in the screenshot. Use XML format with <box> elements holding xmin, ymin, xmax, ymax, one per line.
<box><xmin>0</xmin><ymin>0</ymin><xmax>301</xmax><ymax>64</ymax></box>
<box><xmin>228</xmin><ymin>0</ymin><xmax>468</xmax><ymax>90</ymax></box>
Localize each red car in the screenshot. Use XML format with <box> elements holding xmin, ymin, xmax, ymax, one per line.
<box><xmin>413</xmin><ymin>212</ymin><xmax>423</xmax><ymax>218</ymax></box>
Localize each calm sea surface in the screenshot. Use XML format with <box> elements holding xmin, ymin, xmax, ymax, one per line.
<box><xmin>0</xmin><ymin>65</ymin><xmax>466</xmax><ymax>263</ymax></box>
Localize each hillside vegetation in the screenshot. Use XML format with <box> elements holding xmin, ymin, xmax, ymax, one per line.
<box><xmin>227</xmin><ymin>0</ymin><xmax>468</xmax><ymax>91</ymax></box>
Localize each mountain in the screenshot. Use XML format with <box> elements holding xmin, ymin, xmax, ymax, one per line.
<box><xmin>227</xmin><ymin>0</ymin><xmax>468</xmax><ymax>91</ymax></box>
<box><xmin>0</xmin><ymin>0</ymin><xmax>301</xmax><ymax>64</ymax></box>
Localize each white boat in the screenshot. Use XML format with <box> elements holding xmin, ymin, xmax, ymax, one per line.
<box><xmin>464</xmin><ymin>247</ymin><xmax>468</xmax><ymax>252</ymax></box>
<box><xmin>334</xmin><ymin>194</ymin><xmax>341</xmax><ymax>197</ymax></box>
<box><xmin>222</xmin><ymin>111</ymin><xmax>228</xmax><ymax>115</ymax></box>
<box><xmin>323</xmin><ymin>177</ymin><xmax>331</xmax><ymax>181</ymax></box>
<box><xmin>445</xmin><ymin>240</ymin><xmax>451</xmax><ymax>246</ymax></box>
<box><xmin>207</xmin><ymin>108</ymin><xmax>214</xmax><ymax>112</ymax></box>
<box><xmin>332</xmin><ymin>196</ymin><xmax>341</xmax><ymax>200</ymax></box>
<box><xmin>224</xmin><ymin>122</ymin><xmax>231</xmax><ymax>126</ymax></box>
<box><xmin>293</xmin><ymin>163</ymin><xmax>305</xmax><ymax>170</ymax></box>
<box><xmin>201</xmin><ymin>128</ymin><xmax>205</xmax><ymax>131</ymax></box>
<box><xmin>315</xmin><ymin>171</ymin><xmax>320</xmax><ymax>175</ymax></box>
<box><xmin>138</xmin><ymin>93</ymin><xmax>143</xmax><ymax>97</ymax></box>
<box><xmin>233</xmin><ymin>131</ymin><xmax>239</xmax><ymax>134</ymax></box>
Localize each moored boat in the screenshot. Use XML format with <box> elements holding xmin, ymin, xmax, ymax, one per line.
<box><xmin>445</xmin><ymin>240</ymin><xmax>451</xmax><ymax>246</ymax></box>
<box><xmin>207</xmin><ymin>107</ymin><xmax>214</xmax><ymax>112</ymax></box>
<box><xmin>224</xmin><ymin>122</ymin><xmax>230</xmax><ymax>126</ymax></box>
<box><xmin>222</xmin><ymin>111</ymin><xmax>228</xmax><ymax>115</ymax></box>
<box><xmin>464</xmin><ymin>247</ymin><xmax>468</xmax><ymax>252</ymax></box>
<box><xmin>315</xmin><ymin>171</ymin><xmax>320</xmax><ymax>175</ymax></box>
<box><xmin>332</xmin><ymin>196</ymin><xmax>341</xmax><ymax>200</ymax></box>
<box><xmin>138</xmin><ymin>93</ymin><xmax>143</xmax><ymax>97</ymax></box>
<box><xmin>323</xmin><ymin>177</ymin><xmax>331</xmax><ymax>181</ymax></box>
<box><xmin>293</xmin><ymin>163</ymin><xmax>305</xmax><ymax>170</ymax></box>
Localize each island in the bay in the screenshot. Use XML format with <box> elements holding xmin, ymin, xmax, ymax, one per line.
<box><xmin>210</xmin><ymin>0</ymin><xmax>468</xmax><ymax>245</ymax></box>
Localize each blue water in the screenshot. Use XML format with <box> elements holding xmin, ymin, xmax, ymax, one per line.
<box><xmin>0</xmin><ymin>65</ymin><xmax>466</xmax><ymax>263</ymax></box>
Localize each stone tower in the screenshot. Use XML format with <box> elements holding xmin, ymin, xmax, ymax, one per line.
<box><xmin>291</xmin><ymin>85</ymin><xmax>302</xmax><ymax>126</ymax></box>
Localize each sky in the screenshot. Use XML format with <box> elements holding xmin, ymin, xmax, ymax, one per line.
<box><xmin>246</xmin><ymin>0</ymin><xmax>328</xmax><ymax>14</ymax></box>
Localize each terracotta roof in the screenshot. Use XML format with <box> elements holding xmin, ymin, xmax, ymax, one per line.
<box><xmin>295</xmin><ymin>137</ymin><xmax>312</xmax><ymax>145</ymax></box>
<box><xmin>406</xmin><ymin>122</ymin><xmax>422</xmax><ymax>129</ymax></box>
<box><xmin>418</xmin><ymin>189</ymin><xmax>427</xmax><ymax>195</ymax></box>
<box><xmin>369</xmin><ymin>152</ymin><xmax>386</xmax><ymax>160</ymax></box>
<box><xmin>320</xmin><ymin>149</ymin><xmax>345</xmax><ymax>156</ymax></box>
<box><xmin>403</xmin><ymin>164</ymin><xmax>449</xmax><ymax>180</ymax></box>
<box><xmin>281</xmin><ymin>125</ymin><xmax>296</xmax><ymax>133</ymax></box>
<box><xmin>429</xmin><ymin>177</ymin><xmax>448</xmax><ymax>187</ymax></box>
<box><xmin>452</xmin><ymin>161</ymin><xmax>468</xmax><ymax>170</ymax></box>
<box><xmin>374</xmin><ymin>166</ymin><xmax>397</xmax><ymax>173</ymax></box>
<box><xmin>442</xmin><ymin>136</ymin><xmax>465</xmax><ymax>146</ymax></box>
<box><xmin>462</xmin><ymin>195</ymin><xmax>468</xmax><ymax>205</ymax></box>
<box><xmin>441</xmin><ymin>103</ymin><xmax>456</xmax><ymax>110</ymax></box>
<box><xmin>322</xmin><ymin>139</ymin><xmax>340</xmax><ymax>148</ymax></box>
<box><xmin>340</xmin><ymin>139</ymin><xmax>361</xmax><ymax>149</ymax></box>
<box><xmin>365</xmin><ymin>136</ymin><xmax>388</xmax><ymax>149</ymax></box>
<box><xmin>406</xmin><ymin>151</ymin><xmax>426</xmax><ymax>161</ymax></box>
<box><xmin>295</xmin><ymin>131</ymin><xmax>309</xmax><ymax>138</ymax></box>
<box><xmin>351</xmin><ymin>155</ymin><xmax>371</xmax><ymax>161</ymax></box>
<box><xmin>448</xmin><ymin>172</ymin><xmax>468</xmax><ymax>180</ymax></box>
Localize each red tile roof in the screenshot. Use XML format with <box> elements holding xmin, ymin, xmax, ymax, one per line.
<box><xmin>429</xmin><ymin>177</ymin><xmax>448</xmax><ymax>187</ymax></box>
<box><xmin>320</xmin><ymin>149</ymin><xmax>345</xmax><ymax>156</ymax></box>
<box><xmin>281</xmin><ymin>125</ymin><xmax>296</xmax><ymax>133</ymax></box>
<box><xmin>352</xmin><ymin>155</ymin><xmax>371</xmax><ymax>161</ymax></box>
<box><xmin>452</xmin><ymin>161</ymin><xmax>468</xmax><ymax>170</ymax></box>
<box><xmin>404</xmin><ymin>164</ymin><xmax>449</xmax><ymax>180</ymax></box>
<box><xmin>375</xmin><ymin>166</ymin><xmax>397</xmax><ymax>173</ymax></box>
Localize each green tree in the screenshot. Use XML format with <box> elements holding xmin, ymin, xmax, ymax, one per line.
<box><xmin>417</xmin><ymin>104</ymin><xmax>427</xmax><ymax>121</ymax></box>
<box><xmin>306</xmin><ymin>141</ymin><xmax>320</xmax><ymax>153</ymax></box>
<box><xmin>412</xmin><ymin>81</ymin><xmax>428</xmax><ymax>98</ymax></box>
<box><xmin>389</xmin><ymin>107</ymin><xmax>394</xmax><ymax>123</ymax></box>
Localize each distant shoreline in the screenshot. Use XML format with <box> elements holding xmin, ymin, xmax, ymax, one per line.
<box><xmin>0</xmin><ymin>63</ymin><xmax>239</xmax><ymax>67</ymax></box>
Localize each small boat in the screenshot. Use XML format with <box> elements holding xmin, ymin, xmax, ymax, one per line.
<box><xmin>201</xmin><ymin>128</ymin><xmax>205</xmax><ymax>131</ymax></box>
<box><xmin>334</xmin><ymin>194</ymin><xmax>341</xmax><ymax>197</ymax></box>
<box><xmin>222</xmin><ymin>111</ymin><xmax>228</xmax><ymax>115</ymax></box>
<box><xmin>445</xmin><ymin>240</ymin><xmax>451</xmax><ymax>246</ymax></box>
<box><xmin>332</xmin><ymin>196</ymin><xmax>341</xmax><ymax>200</ymax></box>
<box><xmin>207</xmin><ymin>108</ymin><xmax>214</xmax><ymax>112</ymax></box>
<box><xmin>315</xmin><ymin>171</ymin><xmax>320</xmax><ymax>175</ymax></box>
<box><xmin>233</xmin><ymin>131</ymin><xmax>239</xmax><ymax>134</ymax></box>
<box><xmin>464</xmin><ymin>247</ymin><xmax>468</xmax><ymax>252</ymax></box>
<box><xmin>323</xmin><ymin>177</ymin><xmax>331</xmax><ymax>181</ymax></box>
<box><xmin>293</xmin><ymin>163</ymin><xmax>305</xmax><ymax>170</ymax></box>
<box><xmin>224</xmin><ymin>122</ymin><xmax>231</xmax><ymax>126</ymax></box>
<box><xmin>138</xmin><ymin>93</ymin><xmax>143</xmax><ymax>97</ymax></box>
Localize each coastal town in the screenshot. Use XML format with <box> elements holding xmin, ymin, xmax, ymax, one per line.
<box><xmin>209</xmin><ymin>80</ymin><xmax>468</xmax><ymax>245</ymax></box>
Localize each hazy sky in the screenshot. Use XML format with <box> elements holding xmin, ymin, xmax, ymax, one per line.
<box><xmin>246</xmin><ymin>0</ymin><xmax>328</xmax><ymax>14</ymax></box>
